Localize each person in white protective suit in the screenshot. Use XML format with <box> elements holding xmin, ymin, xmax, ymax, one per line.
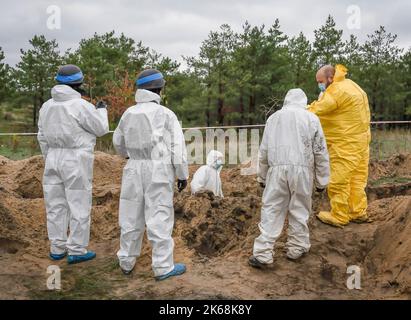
<box><xmin>37</xmin><ymin>64</ymin><xmax>109</xmax><ymax>265</ymax></box>
<box><xmin>249</xmin><ymin>88</ymin><xmax>330</xmax><ymax>268</ymax></box>
<box><xmin>113</xmin><ymin>69</ymin><xmax>189</xmax><ymax>281</ymax></box>
<box><xmin>191</xmin><ymin>150</ymin><xmax>224</xmax><ymax>198</ymax></box>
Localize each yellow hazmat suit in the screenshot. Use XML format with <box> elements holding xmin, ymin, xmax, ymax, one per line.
<box><xmin>308</xmin><ymin>65</ymin><xmax>371</xmax><ymax>227</ymax></box>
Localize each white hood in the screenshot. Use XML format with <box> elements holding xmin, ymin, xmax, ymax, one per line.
<box><xmin>51</xmin><ymin>85</ymin><xmax>81</xmax><ymax>102</ymax></box>
<box><xmin>282</xmin><ymin>88</ymin><xmax>308</xmax><ymax>109</ymax></box>
<box><xmin>191</xmin><ymin>150</ymin><xmax>224</xmax><ymax>198</ymax></box>
<box><xmin>135</xmin><ymin>89</ymin><xmax>161</xmax><ymax>104</ymax></box>
<box><xmin>206</xmin><ymin>150</ymin><xmax>224</xmax><ymax>169</ymax></box>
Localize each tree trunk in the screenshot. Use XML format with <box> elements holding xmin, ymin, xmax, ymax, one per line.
<box><xmin>296</xmin><ymin>64</ymin><xmax>301</xmax><ymax>86</ymax></box>
<box><xmin>239</xmin><ymin>89</ymin><xmax>245</xmax><ymax>125</ymax></box>
<box><xmin>32</xmin><ymin>96</ymin><xmax>38</xmax><ymax>128</ymax></box>
<box><xmin>206</xmin><ymin>82</ymin><xmax>211</xmax><ymax>127</ymax></box>
<box><xmin>218</xmin><ymin>81</ymin><xmax>224</xmax><ymax>125</ymax></box>
<box><xmin>248</xmin><ymin>92</ymin><xmax>256</xmax><ymax>125</ymax></box>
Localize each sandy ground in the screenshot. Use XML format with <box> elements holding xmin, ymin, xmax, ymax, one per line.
<box><xmin>0</xmin><ymin>152</ymin><xmax>410</xmax><ymax>300</ymax></box>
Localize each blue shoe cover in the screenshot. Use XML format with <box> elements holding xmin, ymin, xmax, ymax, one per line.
<box><xmin>50</xmin><ymin>252</ymin><xmax>67</xmax><ymax>261</ymax></box>
<box><xmin>155</xmin><ymin>264</ymin><xmax>186</xmax><ymax>281</ymax></box>
<box><xmin>67</xmin><ymin>251</ymin><xmax>96</xmax><ymax>265</ymax></box>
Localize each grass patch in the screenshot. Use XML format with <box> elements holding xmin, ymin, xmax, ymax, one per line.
<box><xmin>30</xmin><ymin>277</ymin><xmax>112</xmax><ymax>300</ymax></box>
<box><xmin>371</xmin><ymin>128</ymin><xmax>411</xmax><ymax>160</ymax></box>
<box><xmin>28</xmin><ymin>258</ymin><xmax>124</xmax><ymax>300</ymax></box>
<box><xmin>370</xmin><ymin>176</ymin><xmax>411</xmax><ymax>187</ymax></box>
<box><xmin>0</xmin><ymin>145</ymin><xmax>41</xmax><ymax>160</ymax></box>
<box><xmin>1</xmin><ymin>102</ymin><xmax>411</xmax><ymax>161</ymax></box>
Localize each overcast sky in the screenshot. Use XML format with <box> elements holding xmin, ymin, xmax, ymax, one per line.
<box><xmin>1</xmin><ymin>0</ymin><xmax>410</xmax><ymax>66</ymax></box>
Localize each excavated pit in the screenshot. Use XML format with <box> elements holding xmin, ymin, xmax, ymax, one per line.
<box><xmin>0</xmin><ymin>152</ymin><xmax>410</xmax><ymax>299</ymax></box>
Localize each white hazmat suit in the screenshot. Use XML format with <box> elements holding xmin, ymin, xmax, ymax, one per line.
<box><xmin>113</xmin><ymin>89</ymin><xmax>189</xmax><ymax>276</ymax></box>
<box><xmin>191</xmin><ymin>150</ymin><xmax>224</xmax><ymax>198</ymax></box>
<box><xmin>253</xmin><ymin>88</ymin><xmax>330</xmax><ymax>263</ymax></box>
<box><xmin>37</xmin><ymin>85</ymin><xmax>109</xmax><ymax>256</ymax></box>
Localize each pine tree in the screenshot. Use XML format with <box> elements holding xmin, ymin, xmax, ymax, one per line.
<box><xmin>313</xmin><ymin>15</ymin><xmax>344</xmax><ymax>66</ymax></box>
<box><xmin>287</xmin><ymin>32</ymin><xmax>317</xmax><ymax>101</ymax></box>
<box><xmin>400</xmin><ymin>49</ymin><xmax>411</xmax><ymax>118</ymax></box>
<box><xmin>15</xmin><ymin>35</ymin><xmax>62</xmax><ymax>126</ymax></box>
<box><xmin>0</xmin><ymin>47</ymin><xmax>10</xmax><ymax>103</ymax></box>
<box><xmin>187</xmin><ymin>24</ymin><xmax>236</xmax><ymax>125</ymax></box>
<box><xmin>67</xmin><ymin>31</ymin><xmax>149</xmax><ymax>99</ymax></box>
<box><xmin>360</xmin><ymin>26</ymin><xmax>403</xmax><ymax>120</ymax></box>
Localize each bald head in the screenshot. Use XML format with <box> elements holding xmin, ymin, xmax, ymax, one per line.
<box><xmin>317</xmin><ymin>65</ymin><xmax>335</xmax><ymax>78</ymax></box>
<box><xmin>316</xmin><ymin>65</ymin><xmax>336</xmax><ymax>88</ymax></box>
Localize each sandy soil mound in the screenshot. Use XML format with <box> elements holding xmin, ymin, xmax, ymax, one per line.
<box><xmin>364</xmin><ymin>196</ymin><xmax>411</xmax><ymax>295</ymax></box>
<box><xmin>0</xmin><ymin>152</ymin><xmax>126</xmax><ymax>256</ymax></box>
<box><xmin>369</xmin><ymin>154</ymin><xmax>411</xmax><ymax>181</ymax></box>
<box><xmin>0</xmin><ymin>152</ymin><xmax>410</xmax><ymax>299</ymax></box>
<box><xmin>367</xmin><ymin>154</ymin><xmax>411</xmax><ymax>201</ymax></box>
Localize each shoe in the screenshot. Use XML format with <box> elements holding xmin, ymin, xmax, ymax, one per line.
<box><xmin>49</xmin><ymin>252</ymin><xmax>67</xmax><ymax>261</ymax></box>
<box><xmin>317</xmin><ymin>211</ymin><xmax>348</xmax><ymax>228</ymax></box>
<box><xmin>121</xmin><ymin>267</ymin><xmax>134</xmax><ymax>276</ymax></box>
<box><xmin>248</xmin><ymin>256</ymin><xmax>270</xmax><ymax>269</ymax></box>
<box><xmin>155</xmin><ymin>264</ymin><xmax>186</xmax><ymax>281</ymax></box>
<box><xmin>67</xmin><ymin>251</ymin><xmax>96</xmax><ymax>265</ymax></box>
<box><xmin>286</xmin><ymin>249</ymin><xmax>306</xmax><ymax>261</ymax></box>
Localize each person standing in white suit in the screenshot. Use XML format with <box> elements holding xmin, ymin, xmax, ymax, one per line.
<box><xmin>249</xmin><ymin>88</ymin><xmax>330</xmax><ymax>268</ymax></box>
<box><xmin>113</xmin><ymin>69</ymin><xmax>189</xmax><ymax>281</ymax></box>
<box><xmin>38</xmin><ymin>64</ymin><xmax>109</xmax><ymax>265</ymax></box>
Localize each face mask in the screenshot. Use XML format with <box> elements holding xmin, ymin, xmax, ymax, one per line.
<box><xmin>215</xmin><ymin>159</ymin><xmax>223</xmax><ymax>169</ymax></box>
<box><xmin>318</xmin><ymin>83</ymin><xmax>327</xmax><ymax>92</ymax></box>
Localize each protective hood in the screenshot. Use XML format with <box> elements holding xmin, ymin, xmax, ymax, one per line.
<box><xmin>206</xmin><ymin>150</ymin><xmax>223</xmax><ymax>169</ymax></box>
<box><xmin>334</xmin><ymin>64</ymin><xmax>348</xmax><ymax>82</ymax></box>
<box><xmin>282</xmin><ymin>88</ymin><xmax>308</xmax><ymax>109</ymax></box>
<box><xmin>135</xmin><ymin>89</ymin><xmax>161</xmax><ymax>104</ymax></box>
<box><xmin>191</xmin><ymin>150</ymin><xmax>224</xmax><ymax>198</ymax></box>
<box><xmin>51</xmin><ymin>85</ymin><xmax>81</xmax><ymax>102</ymax></box>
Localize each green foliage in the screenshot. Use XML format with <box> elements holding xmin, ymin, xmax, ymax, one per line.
<box><xmin>231</xmin><ymin>20</ymin><xmax>290</xmax><ymax>124</ymax></box>
<box><xmin>287</xmin><ymin>32</ymin><xmax>315</xmax><ymax>92</ymax></box>
<box><xmin>2</xmin><ymin>16</ymin><xmax>411</xmax><ymax>129</ymax></box>
<box><xmin>357</xmin><ymin>26</ymin><xmax>404</xmax><ymax>121</ymax></box>
<box><xmin>66</xmin><ymin>31</ymin><xmax>149</xmax><ymax>99</ymax></box>
<box><xmin>370</xmin><ymin>176</ymin><xmax>411</xmax><ymax>187</ymax></box>
<box><xmin>313</xmin><ymin>15</ymin><xmax>344</xmax><ymax>66</ymax></box>
<box><xmin>14</xmin><ymin>35</ymin><xmax>62</xmax><ymax>126</ymax></box>
<box><xmin>401</xmin><ymin>50</ymin><xmax>411</xmax><ymax>116</ymax></box>
<box><xmin>186</xmin><ymin>24</ymin><xmax>237</xmax><ymax>125</ymax></box>
<box><xmin>0</xmin><ymin>47</ymin><xmax>11</xmax><ymax>103</ymax></box>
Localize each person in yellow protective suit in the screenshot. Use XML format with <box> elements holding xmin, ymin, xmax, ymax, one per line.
<box><xmin>308</xmin><ymin>64</ymin><xmax>371</xmax><ymax>227</ymax></box>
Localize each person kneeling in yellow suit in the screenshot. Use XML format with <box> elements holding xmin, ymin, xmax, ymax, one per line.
<box><xmin>308</xmin><ymin>64</ymin><xmax>371</xmax><ymax>227</ymax></box>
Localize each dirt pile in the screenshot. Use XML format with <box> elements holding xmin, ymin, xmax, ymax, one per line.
<box><xmin>367</xmin><ymin>154</ymin><xmax>411</xmax><ymax>201</ymax></box>
<box><xmin>0</xmin><ymin>152</ymin><xmax>410</xmax><ymax>299</ymax></box>
<box><xmin>369</xmin><ymin>154</ymin><xmax>411</xmax><ymax>181</ymax></box>
<box><xmin>0</xmin><ymin>152</ymin><xmax>125</xmax><ymax>256</ymax></box>
<box><xmin>364</xmin><ymin>196</ymin><xmax>411</xmax><ymax>295</ymax></box>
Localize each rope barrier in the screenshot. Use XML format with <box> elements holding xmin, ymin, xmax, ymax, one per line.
<box><xmin>0</xmin><ymin>121</ymin><xmax>410</xmax><ymax>137</ymax></box>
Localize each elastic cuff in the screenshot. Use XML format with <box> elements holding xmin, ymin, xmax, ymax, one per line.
<box><xmin>154</xmin><ymin>265</ymin><xmax>175</xmax><ymax>278</ymax></box>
